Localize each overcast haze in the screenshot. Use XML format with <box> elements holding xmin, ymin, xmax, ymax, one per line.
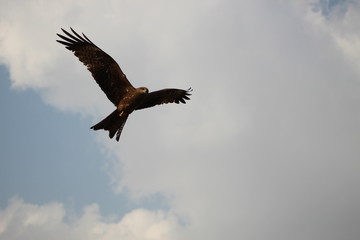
<box><xmin>1</xmin><ymin>0</ymin><xmax>360</xmax><ymax>239</ymax></box>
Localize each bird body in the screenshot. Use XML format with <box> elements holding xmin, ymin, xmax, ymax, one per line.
<box><xmin>57</xmin><ymin>28</ymin><xmax>191</xmax><ymax>141</ymax></box>
<box><xmin>117</xmin><ymin>87</ymin><xmax>148</xmax><ymax>116</ymax></box>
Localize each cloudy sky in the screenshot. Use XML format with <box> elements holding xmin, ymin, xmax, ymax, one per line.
<box><xmin>1</xmin><ymin>0</ymin><xmax>360</xmax><ymax>239</ymax></box>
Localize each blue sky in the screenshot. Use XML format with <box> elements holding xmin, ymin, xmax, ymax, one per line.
<box><xmin>312</xmin><ymin>0</ymin><xmax>354</xmax><ymax>18</ymax></box>
<box><xmin>0</xmin><ymin>65</ymin><xmax>125</xmax><ymax>215</ymax></box>
<box><xmin>1</xmin><ymin>0</ymin><xmax>360</xmax><ymax>239</ymax></box>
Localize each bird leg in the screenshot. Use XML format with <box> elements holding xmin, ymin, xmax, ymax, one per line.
<box><xmin>119</xmin><ymin>111</ymin><xmax>124</xmax><ymax>117</ymax></box>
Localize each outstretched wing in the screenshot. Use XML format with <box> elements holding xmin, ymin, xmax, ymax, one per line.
<box><xmin>136</xmin><ymin>88</ymin><xmax>192</xmax><ymax>110</ymax></box>
<box><xmin>56</xmin><ymin>28</ymin><xmax>134</xmax><ymax>106</ymax></box>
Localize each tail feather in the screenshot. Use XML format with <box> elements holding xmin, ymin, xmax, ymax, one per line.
<box><xmin>91</xmin><ymin>109</ymin><xmax>128</xmax><ymax>141</ymax></box>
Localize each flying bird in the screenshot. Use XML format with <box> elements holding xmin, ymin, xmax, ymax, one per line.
<box><xmin>57</xmin><ymin>28</ymin><xmax>191</xmax><ymax>141</ymax></box>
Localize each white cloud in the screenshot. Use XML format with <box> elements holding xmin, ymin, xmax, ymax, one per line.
<box><xmin>1</xmin><ymin>0</ymin><xmax>360</xmax><ymax>240</ymax></box>
<box><xmin>0</xmin><ymin>197</ymin><xmax>184</xmax><ymax>240</ymax></box>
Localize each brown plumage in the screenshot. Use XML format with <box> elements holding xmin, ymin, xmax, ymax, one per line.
<box><xmin>57</xmin><ymin>28</ymin><xmax>192</xmax><ymax>141</ymax></box>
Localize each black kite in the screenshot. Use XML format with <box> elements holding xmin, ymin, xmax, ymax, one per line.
<box><xmin>57</xmin><ymin>28</ymin><xmax>191</xmax><ymax>141</ymax></box>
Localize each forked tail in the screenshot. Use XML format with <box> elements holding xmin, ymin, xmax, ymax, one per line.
<box><xmin>91</xmin><ymin>109</ymin><xmax>128</xmax><ymax>141</ymax></box>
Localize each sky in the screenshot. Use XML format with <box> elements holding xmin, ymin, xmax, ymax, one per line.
<box><xmin>0</xmin><ymin>0</ymin><xmax>360</xmax><ymax>239</ymax></box>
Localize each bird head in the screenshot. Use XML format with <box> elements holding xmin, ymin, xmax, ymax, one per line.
<box><xmin>138</xmin><ymin>87</ymin><xmax>149</xmax><ymax>94</ymax></box>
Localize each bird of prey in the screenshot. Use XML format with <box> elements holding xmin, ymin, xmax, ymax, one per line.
<box><xmin>57</xmin><ymin>28</ymin><xmax>191</xmax><ymax>141</ymax></box>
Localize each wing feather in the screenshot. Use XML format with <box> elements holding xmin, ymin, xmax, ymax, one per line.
<box><xmin>136</xmin><ymin>88</ymin><xmax>192</xmax><ymax>110</ymax></box>
<box><xmin>56</xmin><ymin>28</ymin><xmax>134</xmax><ymax>105</ymax></box>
